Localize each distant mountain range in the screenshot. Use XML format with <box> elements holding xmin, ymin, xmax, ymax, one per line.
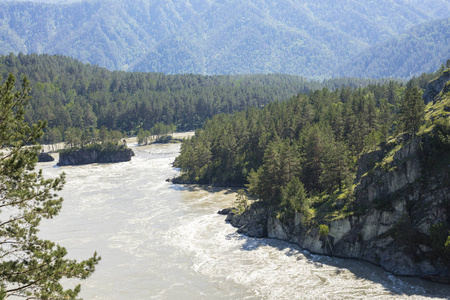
<box><xmin>336</xmin><ymin>18</ymin><xmax>450</xmax><ymax>78</ymax></box>
<box><xmin>0</xmin><ymin>0</ymin><xmax>449</xmax><ymax>78</ymax></box>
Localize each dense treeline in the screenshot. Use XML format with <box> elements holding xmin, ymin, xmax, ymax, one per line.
<box><xmin>175</xmin><ymin>66</ymin><xmax>445</xmax><ymax>213</ymax></box>
<box><xmin>176</xmin><ymin>83</ymin><xmax>399</xmax><ymax>186</ymax></box>
<box><xmin>0</xmin><ymin>53</ymin><xmax>393</xmax><ymax>144</ymax></box>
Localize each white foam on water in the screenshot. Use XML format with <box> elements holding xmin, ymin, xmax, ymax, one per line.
<box><xmin>166</xmin><ymin>205</ymin><xmax>450</xmax><ymax>300</ymax></box>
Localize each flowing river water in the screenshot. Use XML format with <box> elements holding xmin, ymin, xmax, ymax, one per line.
<box><xmin>37</xmin><ymin>141</ymin><xmax>450</xmax><ymax>300</ymax></box>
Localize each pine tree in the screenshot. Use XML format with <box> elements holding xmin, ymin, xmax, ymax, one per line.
<box><xmin>0</xmin><ymin>74</ymin><xmax>100</xmax><ymax>299</ymax></box>
<box><xmin>247</xmin><ymin>136</ymin><xmax>283</xmax><ymax>204</ymax></box>
<box><xmin>400</xmin><ymin>86</ymin><xmax>425</xmax><ymax>136</ymax></box>
<box><xmin>320</xmin><ymin>140</ymin><xmax>351</xmax><ymax>192</ymax></box>
<box><xmin>280</xmin><ymin>177</ymin><xmax>309</xmax><ymax>215</ymax></box>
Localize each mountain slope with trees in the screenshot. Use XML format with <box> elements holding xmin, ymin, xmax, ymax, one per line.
<box><xmin>0</xmin><ymin>0</ymin><xmax>447</xmax><ymax>78</ymax></box>
<box><xmin>337</xmin><ymin>18</ymin><xmax>450</xmax><ymax>78</ymax></box>
<box><xmin>0</xmin><ymin>53</ymin><xmax>393</xmax><ymax>145</ymax></box>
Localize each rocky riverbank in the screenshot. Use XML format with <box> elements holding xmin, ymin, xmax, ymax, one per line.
<box><xmin>220</xmin><ymin>133</ymin><xmax>450</xmax><ymax>282</ymax></box>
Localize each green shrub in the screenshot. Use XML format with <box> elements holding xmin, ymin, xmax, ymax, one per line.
<box><xmin>445</xmin><ymin>236</ymin><xmax>450</xmax><ymax>254</ymax></box>
<box><xmin>319</xmin><ymin>224</ymin><xmax>329</xmax><ymax>237</ymax></box>
<box><xmin>433</xmin><ymin>118</ymin><xmax>450</xmax><ymax>149</ymax></box>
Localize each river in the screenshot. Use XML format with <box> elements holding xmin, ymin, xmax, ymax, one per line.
<box><xmin>38</xmin><ymin>142</ymin><xmax>450</xmax><ymax>299</ymax></box>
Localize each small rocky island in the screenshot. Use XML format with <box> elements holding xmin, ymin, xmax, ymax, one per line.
<box><xmin>58</xmin><ymin>143</ymin><xmax>134</xmax><ymax>166</ymax></box>
<box><xmin>38</xmin><ymin>152</ymin><xmax>55</xmax><ymax>162</ymax></box>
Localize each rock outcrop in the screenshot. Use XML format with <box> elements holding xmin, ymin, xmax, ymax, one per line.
<box><xmin>38</xmin><ymin>152</ymin><xmax>55</xmax><ymax>162</ymax></box>
<box><xmin>58</xmin><ymin>146</ymin><xmax>134</xmax><ymax>166</ymax></box>
<box><xmin>423</xmin><ymin>69</ymin><xmax>450</xmax><ymax>104</ymax></box>
<box><xmin>223</xmin><ymin>134</ymin><xmax>450</xmax><ymax>279</ymax></box>
<box><xmin>229</xmin><ymin>201</ymin><xmax>268</xmax><ymax>237</ymax></box>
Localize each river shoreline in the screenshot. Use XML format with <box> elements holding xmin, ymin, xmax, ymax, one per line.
<box><xmin>168</xmin><ymin>177</ymin><xmax>450</xmax><ymax>284</ymax></box>
<box><xmin>218</xmin><ymin>201</ymin><xmax>450</xmax><ymax>285</ymax></box>
<box><xmin>169</xmin><ymin>178</ymin><xmax>450</xmax><ymax>285</ymax></box>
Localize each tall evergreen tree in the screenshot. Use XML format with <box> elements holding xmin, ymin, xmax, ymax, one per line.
<box><xmin>280</xmin><ymin>177</ymin><xmax>309</xmax><ymax>215</ymax></box>
<box><xmin>0</xmin><ymin>74</ymin><xmax>99</xmax><ymax>299</ymax></box>
<box><xmin>400</xmin><ymin>86</ymin><xmax>425</xmax><ymax>136</ymax></box>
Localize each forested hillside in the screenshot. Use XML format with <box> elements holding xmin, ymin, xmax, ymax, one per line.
<box><xmin>0</xmin><ymin>0</ymin><xmax>447</xmax><ymax>78</ymax></box>
<box><xmin>1</xmin><ymin>53</ymin><xmax>391</xmax><ymax>144</ymax></box>
<box><xmin>175</xmin><ymin>65</ymin><xmax>450</xmax><ymax>277</ymax></box>
<box><xmin>175</xmin><ymin>65</ymin><xmax>446</xmax><ymax>190</ymax></box>
<box><xmin>175</xmin><ymin>80</ymin><xmax>405</xmax><ymax>186</ymax></box>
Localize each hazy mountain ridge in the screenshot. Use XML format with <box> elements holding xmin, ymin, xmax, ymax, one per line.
<box><xmin>337</xmin><ymin>17</ymin><xmax>450</xmax><ymax>78</ymax></box>
<box><xmin>405</xmin><ymin>0</ymin><xmax>450</xmax><ymax>19</ymax></box>
<box><xmin>0</xmin><ymin>0</ymin><xmax>448</xmax><ymax>77</ymax></box>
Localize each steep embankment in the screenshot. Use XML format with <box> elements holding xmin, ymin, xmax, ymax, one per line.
<box><xmin>225</xmin><ymin>73</ymin><xmax>450</xmax><ymax>280</ymax></box>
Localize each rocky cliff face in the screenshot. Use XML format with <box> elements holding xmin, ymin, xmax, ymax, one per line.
<box><xmin>423</xmin><ymin>69</ymin><xmax>450</xmax><ymax>104</ymax></box>
<box><xmin>58</xmin><ymin>147</ymin><xmax>134</xmax><ymax>166</ymax></box>
<box><xmin>225</xmin><ymin>134</ymin><xmax>450</xmax><ymax>279</ymax></box>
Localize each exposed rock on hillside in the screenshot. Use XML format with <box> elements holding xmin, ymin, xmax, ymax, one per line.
<box><xmin>423</xmin><ymin>69</ymin><xmax>450</xmax><ymax>104</ymax></box>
